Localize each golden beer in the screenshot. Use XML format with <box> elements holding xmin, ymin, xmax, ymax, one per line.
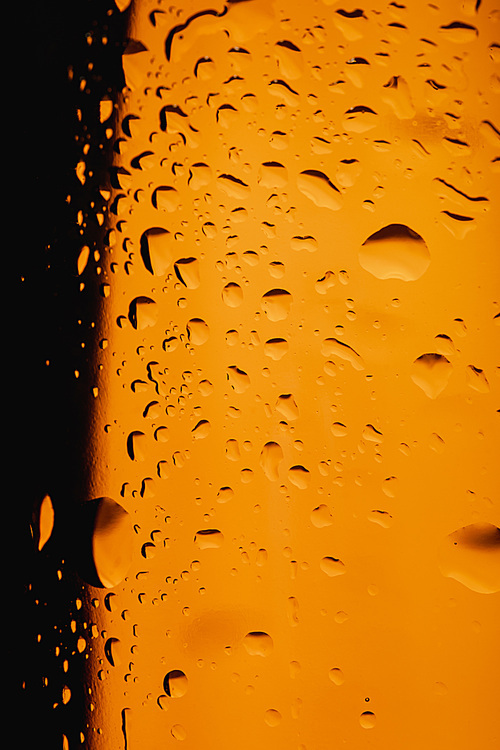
<box><xmin>26</xmin><ymin>0</ymin><xmax>499</xmax><ymax>748</ymax></box>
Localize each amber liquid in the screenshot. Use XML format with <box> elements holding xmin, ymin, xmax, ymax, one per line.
<box><xmin>27</xmin><ymin>1</ymin><xmax>499</xmax><ymax>748</ymax></box>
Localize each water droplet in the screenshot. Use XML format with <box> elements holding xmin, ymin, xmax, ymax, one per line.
<box><xmin>186</xmin><ymin>318</ymin><xmax>209</xmax><ymax>345</ymax></box>
<box><xmin>227</xmin><ymin>366</ymin><xmax>251</xmax><ymax>393</ymax></box>
<box><xmin>276</xmin><ymin>394</ymin><xmax>299</xmax><ymax>420</ymax></box>
<box><xmin>36</xmin><ymin>494</ymin><xmax>55</xmax><ymax>551</ymax></box>
<box><xmin>194</xmin><ymin>529</ymin><xmax>224</xmax><ymax>549</ymax></box>
<box><xmin>311</xmin><ymin>504</ymin><xmax>333</xmax><ymax>528</ymax></box>
<box><xmin>368</xmin><ymin>510</ymin><xmax>392</xmax><ymax>528</ymax></box>
<box><xmin>222</xmin><ymin>282</ymin><xmax>243</xmax><ymax>307</ymax></box>
<box><xmin>192</xmin><ymin>420</ymin><xmax>211</xmax><ymax>439</ymax></box>
<box><xmin>362</xmin><ymin>424</ymin><xmax>383</xmax><ymax>442</ymax></box>
<box><xmin>127</xmin><ymin>431</ymin><xmax>147</xmax><ymax>461</ymax></box>
<box><xmin>466</xmin><ymin>365</ymin><xmax>489</xmax><ymax>393</ymax></box>
<box><xmin>140</xmin><ymin>228</ymin><xmax>173</xmax><ymax>275</ymax></box>
<box><xmin>359</xmin><ymin>224</ymin><xmax>430</xmax><ymax>281</ymax></box>
<box><xmin>260</xmin><ymin>442</ymin><xmax>284</xmax><ymax>481</ymax></box>
<box><xmin>288</xmin><ymin>465</ymin><xmax>310</xmax><ymax>489</ymax></box>
<box><xmin>264</xmin><ymin>708</ymin><xmax>282</xmax><ymax>727</ymax></box>
<box><xmin>360</xmin><ymin>711</ymin><xmax>376</xmax><ymax>729</ymax></box>
<box><xmin>259</xmin><ymin>161</ymin><xmax>288</xmax><ymax>188</ymax></box>
<box><xmin>320</xmin><ymin>556</ymin><xmax>346</xmax><ymax>577</ymax></box>
<box><xmin>170</xmin><ymin>724</ymin><xmax>187</xmax><ymax>740</ymax></box>
<box><xmin>174</xmin><ymin>258</ymin><xmax>200</xmax><ymax>289</ymax></box>
<box><xmin>438</xmin><ymin>523</ymin><xmax>500</xmax><ymax>594</ymax></box>
<box><xmin>164</xmin><ymin>670</ymin><xmax>188</xmax><ymax>697</ymax></box>
<box><xmin>297</xmin><ymin>170</ymin><xmax>342</xmax><ymax>210</ymax></box>
<box><xmin>129</xmin><ymin>297</ymin><xmax>158</xmax><ymax>330</ymax></box>
<box><xmin>104</xmin><ymin>637</ymin><xmax>122</xmax><ymax>667</ymax></box>
<box><xmin>264</xmin><ymin>338</ymin><xmax>289</xmax><ymax>360</ymax></box>
<box><xmin>411</xmin><ymin>353</ymin><xmax>452</xmax><ymax>399</ymax></box>
<box><xmin>152</xmin><ymin>186</ymin><xmax>180</xmax><ymax>213</ymax></box>
<box><xmin>243</xmin><ymin>631</ymin><xmax>273</xmax><ymax>656</ymax></box>
<box><xmin>343</xmin><ymin>105</ymin><xmax>378</xmax><ymax>132</ymax></box>
<box><xmin>329</xmin><ymin>667</ymin><xmax>345</xmax><ymax>685</ymax></box>
<box><xmin>261</xmin><ymin>289</ymin><xmax>292</xmax><ymax>321</ymax></box>
<box><xmin>92</xmin><ymin>497</ymin><xmax>133</xmax><ymax>588</ymax></box>
<box><xmin>321</xmin><ymin>338</ymin><xmax>364</xmax><ymax>370</ymax></box>
<box><xmin>331</xmin><ymin>422</ymin><xmax>348</xmax><ymax>437</ymax></box>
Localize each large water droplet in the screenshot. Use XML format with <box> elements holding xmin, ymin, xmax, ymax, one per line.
<box><xmin>91</xmin><ymin>497</ymin><xmax>133</xmax><ymax>588</ymax></box>
<box><xmin>359</xmin><ymin>224</ymin><xmax>430</xmax><ymax>281</ymax></box>
<box><xmin>140</xmin><ymin>228</ymin><xmax>173</xmax><ymax>275</ymax></box>
<box><xmin>297</xmin><ymin>170</ymin><xmax>342</xmax><ymax>210</ymax></box>
<box><xmin>260</xmin><ymin>442</ymin><xmax>284</xmax><ymax>481</ymax></box>
<box><xmin>243</xmin><ymin>631</ymin><xmax>273</xmax><ymax>656</ymax></box>
<box><xmin>438</xmin><ymin>523</ymin><xmax>500</xmax><ymax>594</ymax></box>
<box><xmin>411</xmin><ymin>353</ymin><xmax>452</xmax><ymax>399</ymax></box>
<box><xmin>164</xmin><ymin>670</ymin><xmax>188</xmax><ymax>697</ymax></box>
<box><xmin>320</xmin><ymin>556</ymin><xmax>346</xmax><ymax>577</ymax></box>
<box><xmin>261</xmin><ymin>289</ymin><xmax>292</xmax><ymax>321</ymax></box>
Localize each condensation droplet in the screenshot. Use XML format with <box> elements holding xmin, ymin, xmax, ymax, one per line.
<box><xmin>320</xmin><ymin>556</ymin><xmax>346</xmax><ymax>577</ymax></box>
<box><xmin>321</xmin><ymin>338</ymin><xmax>364</xmax><ymax>370</ymax></box>
<box><xmin>243</xmin><ymin>631</ymin><xmax>273</xmax><ymax>656</ymax></box>
<box><xmin>360</xmin><ymin>711</ymin><xmax>376</xmax><ymax>729</ymax></box>
<box><xmin>260</xmin><ymin>442</ymin><xmax>284</xmax><ymax>481</ymax></box>
<box><xmin>261</xmin><ymin>289</ymin><xmax>292</xmax><ymax>321</ymax></box>
<box><xmin>264</xmin><ymin>708</ymin><xmax>282</xmax><ymax>727</ymax></box>
<box><xmin>186</xmin><ymin>318</ymin><xmax>209</xmax><ymax>345</ymax></box>
<box><xmin>359</xmin><ymin>224</ymin><xmax>430</xmax><ymax>281</ymax></box>
<box><xmin>411</xmin><ymin>354</ymin><xmax>452</xmax><ymax>399</ymax></box>
<box><xmin>438</xmin><ymin>523</ymin><xmax>500</xmax><ymax>594</ymax></box>
<box><xmin>36</xmin><ymin>494</ymin><xmax>55</xmax><ymax>551</ymax></box>
<box><xmin>194</xmin><ymin>529</ymin><xmax>224</xmax><ymax>549</ymax></box>
<box><xmin>104</xmin><ymin>637</ymin><xmax>122</xmax><ymax>667</ymax></box>
<box><xmin>140</xmin><ymin>228</ymin><xmax>173</xmax><ymax>276</ymax></box>
<box><xmin>92</xmin><ymin>497</ymin><xmax>133</xmax><ymax>588</ymax></box>
<box><xmin>164</xmin><ymin>670</ymin><xmax>188</xmax><ymax>697</ymax></box>
<box><xmin>264</xmin><ymin>338</ymin><xmax>289</xmax><ymax>360</ymax></box>
<box><xmin>311</xmin><ymin>504</ymin><xmax>333</xmax><ymax>528</ymax></box>
<box><xmin>297</xmin><ymin>170</ymin><xmax>342</xmax><ymax>210</ymax></box>
<box><xmin>174</xmin><ymin>258</ymin><xmax>200</xmax><ymax>289</ymax></box>
<box><xmin>329</xmin><ymin>667</ymin><xmax>345</xmax><ymax>685</ymax></box>
<box><xmin>276</xmin><ymin>394</ymin><xmax>299</xmax><ymax>420</ymax></box>
<box><xmin>222</xmin><ymin>282</ymin><xmax>244</xmax><ymax>307</ymax></box>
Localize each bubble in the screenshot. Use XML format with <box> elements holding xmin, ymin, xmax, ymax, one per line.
<box><xmin>261</xmin><ymin>289</ymin><xmax>292</xmax><ymax>321</ymax></box>
<box><xmin>359</xmin><ymin>224</ymin><xmax>430</xmax><ymax>281</ymax></box>
<box><xmin>194</xmin><ymin>529</ymin><xmax>224</xmax><ymax>549</ymax></box>
<box><xmin>438</xmin><ymin>523</ymin><xmax>500</xmax><ymax>594</ymax></box>
<box><xmin>222</xmin><ymin>282</ymin><xmax>243</xmax><ymax>307</ymax></box>
<box><xmin>260</xmin><ymin>442</ymin><xmax>284</xmax><ymax>481</ymax></box>
<box><xmin>320</xmin><ymin>557</ymin><xmax>346</xmax><ymax>577</ymax></box>
<box><xmin>311</xmin><ymin>504</ymin><xmax>333</xmax><ymax>528</ymax></box>
<box><xmin>186</xmin><ymin>318</ymin><xmax>209</xmax><ymax>345</ymax></box>
<box><xmin>243</xmin><ymin>631</ymin><xmax>273</xmax><ymax>656</ymax></box>
<box><xmin>411</xmin><ymin>353</ymin><xmax>453</xmax><ymax>399</ymax></box>
<box><xmin>264</xmin><ymin>338</ymin><xmax>289</xmax><ymax>360</ymax></box>
<box><xmin>329</xmin><ymin>667</ymin><xmax>345</xmax><ymax>685</ymax></box>
<box><xmin>264</xmin><ymin>708</ymin><xmax>282</xmax><ymax>727</ymax></box>
<box><xmin>164</xmin><ymin>670</ymin><xmax>188</xmax><ymax>697</ymax></box>
<box><xmin>360</xmin><ymin>711</ymin><xmax>376</xmax><ymax>729</ymax></box>
<box><xmin>297</xmin><ymin>170</ymin><xmax>342</xmax><ymax>210</ymax></box>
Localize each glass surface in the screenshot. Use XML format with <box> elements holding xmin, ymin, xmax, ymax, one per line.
<box><xmin>23</xmin><ymin>1</ymin><xmax>499</xmax><ymax>748</ymax></box>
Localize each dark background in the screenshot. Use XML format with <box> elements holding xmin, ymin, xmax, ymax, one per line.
<box><xmin>14</xmin><ymin>1</ymin><xmax>130</xmax><ymax>744</ymax></box>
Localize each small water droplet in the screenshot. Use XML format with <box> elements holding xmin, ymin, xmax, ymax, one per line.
<box><xmin>243</xmin><ymin>631</ymin><xmax>273</xmax><ymax>656</ymax></box>
<box><xmin>320</xmin><ymin>556</ymin><xmax>346</xmax><ymax>577</ymax></box>
<box><xmin>164</xmin><ymin>670</ymin><xmax>188</xmax><ymax>697</ymax></box>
